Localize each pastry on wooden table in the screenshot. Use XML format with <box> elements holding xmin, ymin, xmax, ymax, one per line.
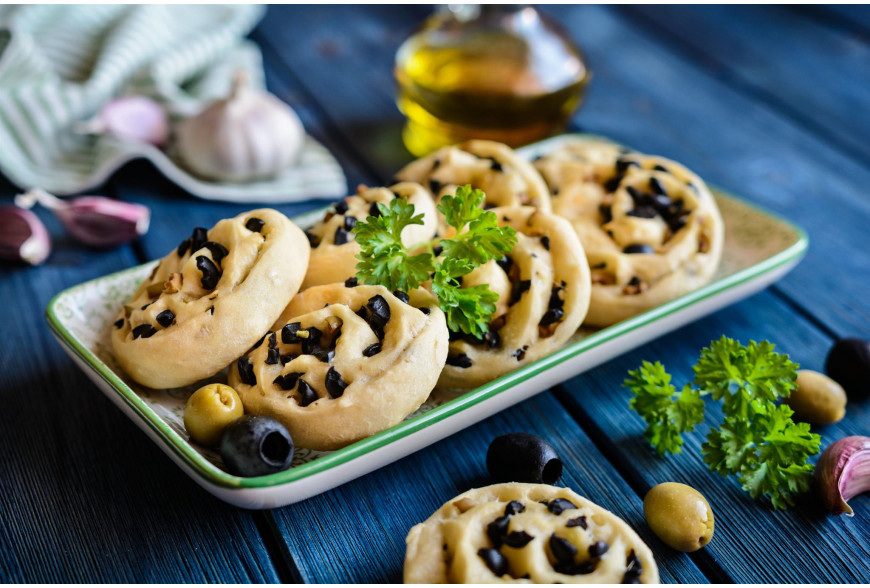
<box><xmin>112</xmin><ymin>209</ymin><xmax>309</xmax><ymax>389</ymax></box>
<box><xmin>534</xmin><ymin>138</ymin><xmax>724</xmax><ymax>327</ymax></box>
<box><xmin>302</xmin><ymin>182</ymin><xmax>438</xmax><ymax>289</ymax></box>
<box><xmin>438</xmin><ymin>206</ymin><xmax>590</xmax><ymax>391</ymax></box>
<box><xmin>228</xmin><ymin>284</ymin><xmax>448</xmax><ymax>451</ymax></box>
<box><xmin>404</xmin><ymin>482</ymin><xmax>659</xmax><ymax>583</ymax></box>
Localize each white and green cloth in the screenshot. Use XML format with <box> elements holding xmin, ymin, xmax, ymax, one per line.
<box><xmin>0</xmin><ymin>5</ymin><xmax>346</xmax><ymax>203</ymax></box>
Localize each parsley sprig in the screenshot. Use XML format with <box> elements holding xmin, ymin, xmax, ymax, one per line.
<box><xmin>625</xmin><ymin>336</ymin><xmax>821</xmax><ymax>509</ymax></box>
<box><xmin>352</xmin><ymin>185</ymin><xmax>517</xmax><ymax>338</ymax></box>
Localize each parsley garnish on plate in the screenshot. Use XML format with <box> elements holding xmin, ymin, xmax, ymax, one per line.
<box><xmin>353</xmin><ymin>185</ymin><xmax>517</xmax><ymax>338</ymax></box>
<box><xmin>625</xmin><ymin>336</ymin><xmax>821</xmax><ymax>509</ymax></box>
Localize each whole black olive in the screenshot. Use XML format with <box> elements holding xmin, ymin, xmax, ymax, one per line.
<box><xmin>826</xmin><ymin>338</ymin><xmax>870</xmax><ymax>399</ymax></box>
<box><xmin>486</xmin><ymin>433</ymin><xmax>562</xmax><ymax>485</ymax></box>
<box><xmin>219</xmin><ymin>415</ymin><xmax>294</xmax><ymax>477</ymax></box>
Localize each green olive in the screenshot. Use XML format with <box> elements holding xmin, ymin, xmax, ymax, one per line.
<box><xmin>786</xmin><ymin>370</ymin><xmax>846</xmax><ymax>425</ymax></box>
<box><xmin>644</xmin><ymin>482</ymin><xmax>714</xmax><ymax>552</ymax></box>
<box><xmin>184</xmin><ymin>383</ymin><xmax>244</xmax><ymax>446</ymax></box>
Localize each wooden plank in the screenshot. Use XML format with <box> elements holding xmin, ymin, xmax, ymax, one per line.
<box><xmin>556</xmin><ymin>289</ymin><xmax>870</xmax><ymax>583</ymax></box>
<box><xmin>268</xmin><ymin>392</ymin><xmax>709</xmax><ymax>583</ymax></box>
<box><xmin>0</xmin><ymin>187</ymin><xmax>279</xmax><ymax>582</ymax></box>
<box><xmin>624</xmin><ymin>5</ymin><xmax>870</xmax><ymax>163</ymax></box>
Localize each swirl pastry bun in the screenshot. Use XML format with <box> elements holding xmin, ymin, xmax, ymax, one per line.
<box><xmin>112</xmin><ymin>209</ymin><xmax>309</xmax><ymax>389</ymax></box>
<box><xmin>404</xmin><ymin>483</ymin><xmax>659</xmax><ymax>584</ymax></box>
<box><xmin>438</xmin><ymin>207</ymin><xmax>590</xmax><ymax>391</ymax></box>
<box><xmin>227</xmin><ymin>284</ymin><xmax>448</xmax><ymax>450</ymax></box>
<box><xmin>302</xmin><ymin>182</ymin><xmax>438</xmax><ymax>289</ymax></box>
<box><xmin>534</xmin><ymin>139</ymin><xmax>724</xmax><ymax>327</ymax></box>
<box><xmin>395</xmin><ymin>140</ymin><xmax>551</xmax><ymax>235</ymax></box>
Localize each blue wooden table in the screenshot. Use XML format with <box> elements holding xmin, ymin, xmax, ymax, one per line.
<box><xmin>1</xmin><ymin>5</ymin><xmax>869</xmax><ymax>583</ymax></box>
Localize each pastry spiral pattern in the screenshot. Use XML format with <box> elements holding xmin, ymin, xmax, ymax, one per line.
<box><xmin>534</xmin><ymin>139</ymin><xmax>724</xmax><ymax>327</ymax></box>
<box><xmin>112</xmin><ymin>209</ymin><xmax>309</xmax><ymax>389</ymax></box>
<box><xmin>438</xmin><ymin>206</ymin><xmax>591</xmax><ymax>391</ymax></box>
<box><xmin>228</xmin><ymin>284</ymin><xmax>448</xmax><ymax>450</ymax></box>
<box><xmin>302</xmin><ymin>182</ymin><xmax>437</xmax><ymax>290</ymax></box>
<box><xmin>404</xmin><ymin>483</ymin><xmax>659</xmax><ymax>584</ymax></box>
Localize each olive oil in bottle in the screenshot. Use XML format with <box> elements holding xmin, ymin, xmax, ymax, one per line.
<box><xmin>395</xmin><ymin>5</ymin><xmax>590</xmax><ymax>156</ymax></box>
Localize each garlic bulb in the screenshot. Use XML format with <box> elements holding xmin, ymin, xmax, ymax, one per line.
<box><xmin>176</xmin><ymin>72</ymin><xmax>305</xmax><ymax>183</ymax></box>
<box><xmin>78</xmin><ymin>96</ymin><xmax>169</xmax><ymax>147</ymax></box>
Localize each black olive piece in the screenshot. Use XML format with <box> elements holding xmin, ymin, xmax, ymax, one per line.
<box><xmin>667</xmin><ymin>216</ymin><xmax>688</xmax><ymax>233</ymax></box>
<box><xmin>548</xmin><ymin>286</ymin><xmax>565</xmax><ymax>311</ymax></box>
<box><xmin>325</xmin><ymin>366</ymin><xmax>348</xmax><ymax>398</ymax></box>
<box><xmin>190</xmin><ymin>227</ymin><xmax>208</xmax><ymax>253</ymax></box>
<box><xmin>253</xmin><ymin>332</ymin><xmax>269</xmax><ymax>351</ymax></box>
<box><xmin>132</xmin><ymin>324</ymin><xmax>157</xmax><ymax>339</ymax></box>
<box><xmin>447</xmin><ymin>276</ymin><xmax>461</xmax><ymax>288</ymax></box>
<box><xmin>343</xmin><ymin>216</ymin><xmax>357</xmax><ymax>231</ymax></box>
<box><xmin>446</xmin><ymin>353</ymin><xmax>473</xmax><ymax>368</ymax></box>
<box><xmin>486</xmin><ymin>432</ymin><xmax>562</xmax><ymax>484</ymax></box>
<box><xmin>540</xmin><ymin>236</ymin><xmax>550</xmax><ymax>251</ymax></box>
<box><xmin>201</xmin><ymin>241</ymin><xmax>228</xmax><ymax>264</ymax></box>
<box><xmin>176</xmin><ymin>238</ymin><xmax>191</xmax><ymax>257</ymax></box>
<box><xmin>539</xmin><ymin>308</ymin><xmax>564</xmax><ymax>327</ymax></box>
<box><xmin>510</xmin><ymin>280</ymin><xmax>532</xmax><ymax>306</ymax></box>
<box><xmin>573</xmin><ymin>560</ymin><xmax>598</xmax><ymax>575</ymax></box>
<box><xmin>513</xmin><ymin>348</ymin><xmax>527</xmax><ymax>361</ymax></box>
<box><xmin>649</xmin><ymin>193</ymin><xmax>672</xmax><ymax>211</ymax></box>
<box><xmin>625</xmin><ymin>186</ymin><xmax>644</xmax><ymax>202</ymax></box>
<box><xmin>355</xmin><ymin>305</ymin><xmax>369</xmax><ymax>321</ymax></box>
<box><xmin>300</xmin><ymin>326</ymin><xmax>324</xmax><ymax>354</ymax></box>
<box><xmin>208</xmin><ymin>305</ymin><xmax>215</xmax><ymax>315</ymax></box>
<box><xmin>477</xmin><ymin>548</ymin><xmax>508</xmax><ymax>577</ymax></box>
<box><xmin>616</xmin><ymin>158</ymin><xmax>639</xmax><ymax>173</ymax></box>
<box><xmin>237</xmin><ymin>357</ymin><xmax>257</xmax><ymax>386</ymax></box>
<box><xmin>626</xmin><ymin>206</ymin><xmax>658</xmax><ymax>219</ymax></box>
<box><xmin>547</xmin><ymin>498</ymin><xmax>578</xmax><ymax>515</ymax></box>
<box><xmin>504</xmin><ymin>501</ymin><xmax>525</xmax><ymax>515</ymax></box>
<box><xmin>392</xmin><ymin>290</ymin><xmax>410</xmax><ymax>304</ymax></box>
<box><xmin>432</xmin><ymin>245</ymin><xmax>443</xmax><ymax>257</ymax></box>
<box><xmin>504</xmin><ymin>531</ymin><xmax>534</xmax><ymax>548</ymax></box>
<box><xmin>245</xmin><ymin>217</ymin><xmax>265</xmax><ymax>232</ymax></box>
<box><xmin>140</xmin><ymin>302</ymin><xmax>154</xmax><ymax>310</ymax></box>
<box><xmin>114</xmin><ymin>318</ymin><xmax>125</xmax><ymax>329</ymax></box>
<box><xmin>588</xmin><ymin>541</ymin><xmax>609</xmax><ymax>558</ymax></box>
<box><xmin>305</xmin><ymin>231</ymin><xmax>319</xmax><ymax>247</ymax></box>
<box><xmin>599</xmin><ymin>205</ymin><xmax>613</xmax><ymax>224</ymax></box>
<box><xmin>219</xmin><ymin>415</ymin><xmax>294</xmax><ymax>477</ymax></box>
<box><xmin>366</xmin><ymin>294</ymin><xmax>391</xmax><ymax>340</ymax></box>
<box><xmin>281</xmin><ymin>322</ymin><xmax>302</xmax><ymax>344</ymax></box>
<box><xmin>496</xmin><ymin>255</ymin><xmax>513</xmax><ymax>275</ymax></box>
<box><xmin>268</xmin><ymin>332</ymin><xmax>277</xmax><ymax>348</ymax></box>
<box><xmin>265</xmin><ymin>348</ymin><xmax>280</xmax><ymax>365</ymax></box>
<box><xmin>429</xmin><ymin>178</ymin><xmax>443</xmax><ymax>193</ymax></box>
<box><xmin>368</xmin><ymin>201</ymin><xmax>383</xmax><ymax>219</ymax></box>
<box><xmin>296</xmin><ymin>379</ymin><xmax>318</xmax><ymax>407</ymax></box>
<box><xmin>280</xmin><ymin>353</ymin><xmax>298</xmax><ymax>365</ymax></box>
<box><xmin>623</xmin><ymin>550</ymin><xmax>643</xmax><ymax>583</ymax></box>
<box><xmin>623</xmin><ymin>244</ymin><xmax>655</xmax><ymax>255</ymax></box>
<box><xmin>485</xmin><ymin>330</ymin><xmax>501</xmax><ymax>349</ymax></box>
<box><xmin>566</xmin><ymin>516</ymin><xmax>587</xmax><ymax>529</ymax></box>
<box><xmin>549</xmin><ymin>534</ymin><xmax>578</xmax><ymax>564</ymax></box>
<box><xmin>155</xmin><ymin>309</ymin><xmax>175</xmax><ymax>328</ymax></box>
<box><xmin>196</xmin><ymin>255</ymin><xmax>222</xmax><ymax>289</ymax></box>
<box><xmin>604</xmin><ymin>175</ymin><xmax>623</xmax><ymax>192</ymax></box>
<box><xmin>649</xmin><ymin>176</ymin><xmax>667</xmax><ymax>196</ymax></box>
<box><xmin>334</xmin><ymin>226</ymin><xmax>349</xmax><ymax>246</ymax></box>
<box><xmin>654</xmin><ymin>164</ymin><xmax>669</xmax><ymax>172</ymax></box>
<box><xmin>419</xmin><ymin>307</ymin><xmax>431</xmax><ymax>315</ymax></box>
<box><xmin>826</xmin><ymin>337</ymin><xmax>870</xmax><ymax>398</ymax></box>
<box><xmin>489</xmin><ymin>157</ymin><xmax>503</xmax><ymax>172</ymax></box>
<box><xmin>344</xmin><ymin>277</ymin><xmax>358</xmax><ymax>288</ymax></box>
<box><xmin>362</xmin><ymin>342</ymin><xmax>382</xmax><ymax>357</ymax></box>
<box><xmin>432</xmin><ymin>158</ymin><xmax>441</xmax><ymax>170</ymax></box>
<box><xmin>309</xmin><ymin>346</ymin><xmax>334</xmax><ymax>363</ymax></box>
<box><xmin>333</xmin><ymin>200</ymin><xmax>349</xmax><ymax>214</ymax></box>
<box><xmin>487</xmin><ymin>515</ymin><xmax>511</xmax><ymax>547</ymax></box>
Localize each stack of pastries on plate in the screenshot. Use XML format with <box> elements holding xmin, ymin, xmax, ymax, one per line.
<box><xmin>111</xmin><ymin>138</ymin><xmax>723</xmax><ymax>452</ymax></box>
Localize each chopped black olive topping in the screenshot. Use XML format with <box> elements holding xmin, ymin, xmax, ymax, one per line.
<box><xmin>140</xmin><ymin>302</ymin><xmax>153</xmax><ymax>311</ymax></box>
<box><xmin>245</xmin><ymin>217</ymin><xmax>265</xmax><ymax>232</ymax></box>
<box><xmin>616</xmin><ymin>158</ymin><xmax>639</xmax><ymax>173</ymax></box>
<box><xmin>429</xmin><ymin>178</ymin><xmax>443</xmax><ymax>194</ymax></box>
<box><xmin>203</xmin><ymin>241</ymin><xmax>228</xmax><ymax>263</ymax></box>
<box><xmin>496</xmin><ymin>255</ymin><xmax>513</xmax><ymax>275</ymax></box>
<box><xmin>325</xmin><ymin>366</ymin><xmax>348</xmax><ymax>398</ymax></box>
<box><xmin>513</xmin><ymin>347</ymin><xmax>528</xmax><ymax>361</ymax></box>
<box><xmin>305</xmin><ymin>231</ymin><xmax>319</xmax><ymax>247</ymax></box>
<box><xmin>265</xmin><ymin>347</ymin><xmax>280</xmax><ymax>365</ymax></box>
<box><xmin>566</xmin><ymin>516</ymin><xmax>587</xmax><ymax>529</ymax></box>
<box><xmin>649</xmin><ymin>177</ymin><xmax>667</xmax><ymax>195</ymax></box>
<box><xmin>366</xmin><ymin>294</ymin><xmax>391</xmax><ymax>340</ymax></box>
<box><xmin>504</xmin><ymin>500</ymin><xmax>526</xmax><ymax>516</ymax></box>
<box><xmin>539</xmin><ymin>308</ymin><xmax>564</xmax><ymax>326</ymax></box>
<box><xmin>355</xmin><ymin>305</ymin><xmax>368</xmax><ymax>321</ymax></box>
<box><xmin>392</xmin><ymin>290</ymin><xmax>409</xmax><ymax>304</ymax></box>
<box><xmin>419</xmin><ymin>306</ymin><xmax>431</xmax><ymax>315</ymax></box>
<box><xmin>510</xmin><ymin>280</ymin><xmax>532</xmax><ymax>306</ymax></box>
<box><xmin>273</xmin><ymin>372</ymin><xmax>301</xmax><ymax>390</ymax></box>
<box><xmin>237</xmin><ymin>357</ymin><xmax>256</xmax><ymax>386</ymax></box>
<box><xmin>155</xmin><ymin>309</ymin><xmax>175</xmax><ymax>328</ymax></box>
<box><xmin>333</xmin><ymin>200</ymin><xmax>349</xmax><ymax>214</ymax></box>
<box><xmin>268</xmin><ymin>332</ymin><xmax>277</xmax><ymax>348</ymax></box>
<box><xmin>487</xmin><ymin>515</ymin><xmax>511</xmax><ymax>547</ymax></box>
<box><xmin>132</xmin><ymin>324</ymin><xmax>157</xmax><ymax>339</ymax></box>
<box><xmin>343</xmin><ymin>216</ymin><xmax>357</xmax><ymax>231</ymax></box>
<box><xmin>549</xmin><ymin>534</ymin><xmax>578</xmax><ymax>564</ymax></box>
<box><xmin>176</xmin><ymin>238</ymin><xmax>191</xmax><ymax>257</ymax></box>
<box><xmin>208</xmin><ymin>305</ymin><xmax>215</xmax><ymax>315</ymax></box>
<box><xmin>368</xmin><ymin>201</ymin><xmax>383</xmax><ymax>218</ymax></box>
<box><xmin>623</xmin><ymin>550</ymin><xmax>643</xmax><ymax>583</ymax></box>
<box><xmin>114</xmin><ymin>318</ymin><xmax>125</xmax><ymax>329</ymax></box>
<box><xmin>489</xmin><ymin>157</ymin><xmax>503</xmax><ymax>172</ymax></box>
<box><xmin>432</xmin><ymin>245</ymin><xmax>443</xmax><ymax>257</ymax></box>
<box><xmin>300</xmin><ymin>326</ymin><xmax>323</xmax><ymax>354</ymax></box>
<box><xmin>432</xmin><ymin>158</ymin><xmax>441</xmax><ymax>170</ymax></box>
<box><xmin>484</xmin><ymin>329</ymin><xmax>501</xmax><ymax>348</ymax></box>
<box><xmin>626</xmin><ymin>206</ymin><xmax>658</xmax><ymax>219</ymax></box>
<box><xmin>296</xmin><ymin>379</ymin><xmax>318</xmax><ymax>407</ymax></box>
<box><xmin>477</xmin><ymin>548</ymin><xmax>508</xmax><ymax>577</ymax></box>
<box><xmin>504</xmin><ymin>531</ymin><xmax>534</xmax><ymax>548</ymax></box>
<box><xmin>654</xmin><ymin>164</ymin><xmax>668</xmax><ymax>172</ymax></box>
<box><xmin>280</xmin><ymin>353</ymin><xmax>298</xmax><ymax>365</ymax></box>
<box><xmin>667</xmin><ymin>215</ymin><xmax>688</xmax><ymax>233</ymax></box>
<box><xmin>604</xmin><ymin>175</ymin><xmax>623</xmax><ymax>192</ymax></box>
<box><xmin>344</xmin><ymin>276</ymin><xmax>358</xmax><ymax>288</ymax></box>
<box><xmin>362</xmin><ymin>342</ymin><xmax>382</xmax><ymax>357</ymax></box>
<box><xmin>547</xmin><ymin>498</ymin><xmax>578</xmax><ymax>515</ymax></box>
<box><xmin>190</xmin><ymin>227</ymin><xmax>208</xmax><ymax>253</ymax></box>
<box><xmin>540</xmin><ymin>236</ymin><xmax>550</xmax><ymax>250</ymax></box>
<box><xmin>446</xmin><ymin>353</ymin><xmax>473</xmax><ymax>368</ymax></box>
<box><xmin>599</xmin><ymin>205</ymin><xmax>613</xmax><ymax>223</ymax></box>
<box><xmin>588</xmin><ymin>541</ymin><xmax>609</xmax><ymax>558</ymax></box>
<box><xmin>196</xmin><ymin>255</ymin><xmax>222</xmax><ymax>289</ymax></box>
<box><xmin>334</xmin><ymin>226</ymin><xmax>349</xmax><ymax>245</ymax></box>
<box><xmin>623</xmin><ymin>244</ymin><xmax>655</xmax><ymax>255</ymax></box>
<box><xmin>282</xmin><ymin>322</ymin><xmax>302</xmax><ymax>344</ymax></box>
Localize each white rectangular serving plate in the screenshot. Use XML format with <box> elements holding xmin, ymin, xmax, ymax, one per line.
<box><xmin>46</xmin><ymin>135</ymin><xmax>808</xmax><ymax>509</ymax></box>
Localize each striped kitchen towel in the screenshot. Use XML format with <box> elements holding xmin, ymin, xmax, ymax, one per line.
<box><xmin>0</xmin><ymin>5</ymin><xmax>346</xmax><ymax>203</ymax></box>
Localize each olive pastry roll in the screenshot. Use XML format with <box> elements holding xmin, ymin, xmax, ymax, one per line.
<box><xmin>534</xmin><ymin>139</ymin><xmax>724</xmax><ymax>327</ymax></box>
<box><xmin>404</xmin><ymin>483</ymin><xmax>659</xmax><ymax>584</ymax></box>
<box><xmin>438</xmin><ymin>206</ymin><xmax>590</xmax><ymax>391</ymax></box>
<box><xmin>395</xmin><ymin>140</ymin><xmax>551</xmax><ymax>234</ymax></box>
<box><xmin>228</xmin><ymin>284</ymin><xmax>448</xmax><ymax>451</ymax></box>
<box><xmin>301</xmin><ymin>182</ymin><xmax>438</xmax><ymax>290</ymax></box>
<box><xmin>112</xmin><ymin>209</ymin><xmax>309</xmax><ymax>389</ymax></box>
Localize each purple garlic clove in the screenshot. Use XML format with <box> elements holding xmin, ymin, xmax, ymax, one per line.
<box><xmin>79</xmin><ymin>96</ymin><xmax>168</xmax><ymax>147</ymax></box>
<box><xmin>0</xmin><ymin>205</ymin><xmax>51</xmax><ymax>265</ymax></box>
<box><xmin>15</xmin><ymin>188</ymin><xmax>150</xmax><ymax>248</ymax></box>
<box><xmin>816</xmin><ymin>436</ymin><xmax>870</xmax><ymax>516</ymax></box>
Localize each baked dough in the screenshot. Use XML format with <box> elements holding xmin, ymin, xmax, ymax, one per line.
<box><xmin>227</xmin><ymin>284</ymin><xmax>448</xmax><ymax>450</ymax></box>
<box><xmin>534</xmin><ymin>139</ymin><xmax>724</xmax><ymax>327</ymax></box>
<box><xmin>112</xmin><ymin>209</ymin><xmax>309</xmax><ymax>389</ymax></box>
<box><xmin>438</xmin><ymin>206</ymin><xmax>591</xmax><ymax>391</ymax></box>
<box><xmin>404</xmin><ymin>483</ymin><xmax>659</xmax><ymax>584</ymax></box>
<box><xmin>302</xmin><ymin>182</ymin><xmax>438</xmax><ymax>289</ymax></box>
<box><xmin>395</xmin><ymin>140</ymin><xmax>551</xmax><ymax>235</ymax></box>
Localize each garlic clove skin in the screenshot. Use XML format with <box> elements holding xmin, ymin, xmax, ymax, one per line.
<box><xmin>816</xmin><ymin>435</ymin><xmax>870</xmax><ymax>516</ymax></box>
<box><xmin>176</xmin><ymin>72</ymin><xmax>305</xmax><ymax>183</ymax></box>
<box><xmin>0</xmin><ymin>205</ymin><xmax>51</xmax><ymax>265</ymax></box>
<box><xmin>79</xmin><ymin>96</ymin><xmax>169</xmax><ymax>147</ymax></box>
<box><xmin>14</xmin><ymin>189</ymin><xmax>150</xmax><ymax>249</ymax></box>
